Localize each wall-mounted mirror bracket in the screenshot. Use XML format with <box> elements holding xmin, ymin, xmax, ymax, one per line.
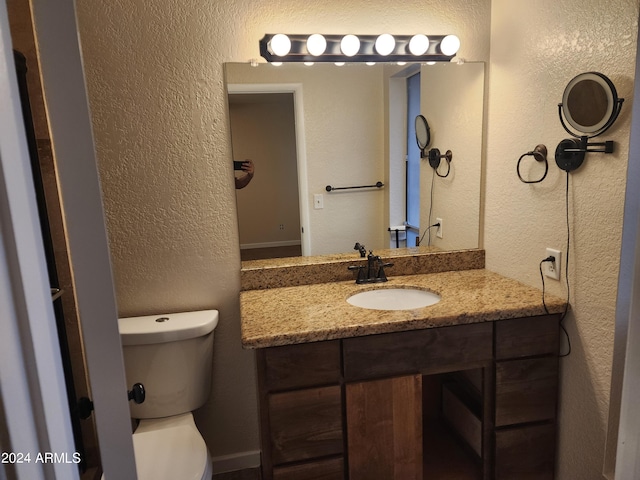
<box><xmin>554</xmin><ymin>136</ymin><xmax>614</xmax><ymax>172</ymax></box>
<box><xmin>427</xmin><ymin>148</ymin><xmax>453</xmax><ymax>177</ymax></box>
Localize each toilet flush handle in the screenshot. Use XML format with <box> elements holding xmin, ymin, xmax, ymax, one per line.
<box><xmin>128</xmin><ymin>383</ymin><xmax>146</xmax><ymax>404</ymax></box>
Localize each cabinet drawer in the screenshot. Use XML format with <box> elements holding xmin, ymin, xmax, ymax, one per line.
<box><xmin>495</xmin><ymin>357</ymin><xmax>558</xmax><ymax>427</ymax></box>
<box><xmin>343</xmin><ymin>323</ymin><xmax>492</xmax><ymax>381</ymax></box>
<box><xmin>495</xmin><ymin>315</ymin><xmax>560</xmax><ymax>360</ymax></box>
<box><xmin>269</xmin><ymin>386</ymin><xmax>343</xmax><ymax>465</ymax></box>
<box><xmin>261</xmin><ymin>340</ymin><xmax>341</xmax><ymax>391</ymax></box>
<box><xmin>495</xmin><ymin>423</ymin><xmax>555</xmax><ymax>480</ymax></box>
<box><xmin>273</xmin><ymin>457</ymin><xmax>345</xmax><ymax>480</ymax></box>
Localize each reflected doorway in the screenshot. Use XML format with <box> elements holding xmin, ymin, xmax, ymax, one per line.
<box><xmin>228</xmin><ymin>91</ymin><xmax>304</xmax><ymax>260</ymax></box>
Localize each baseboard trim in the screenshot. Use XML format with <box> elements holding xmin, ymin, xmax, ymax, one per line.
<box><xmin>211</xmin><ymin>450</ymin><xmax>261</xmax><ymax>474</ymax></box>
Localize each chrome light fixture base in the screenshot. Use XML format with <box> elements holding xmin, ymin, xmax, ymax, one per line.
<box><xmin>259</xmin><ymin>34</ymin><xmax>459</xmax><ymax>63</ymax></box>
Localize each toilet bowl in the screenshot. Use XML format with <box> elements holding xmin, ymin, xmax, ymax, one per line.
<box><xmin>102</xmin><ymin>413</ymin><xmax>212</xmax><ymax>480</ymax></box>
<box><xmin>132</xmin><ymin>413</ymin><xmax>212</xmax><ymax>480</ymax></box>
<box><xmin>102</xmin><ymin>309</ymin><xmax>219</xmax><ymax>480</ymax></box>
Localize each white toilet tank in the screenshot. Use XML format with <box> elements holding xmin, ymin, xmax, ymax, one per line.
<box><xmin>118</xmin><ymin>310</ymin><xmax>219</xmax><ymax>419</ymax></box>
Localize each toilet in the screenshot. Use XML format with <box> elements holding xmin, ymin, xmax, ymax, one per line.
<box><xmin>116</xmin><ymin>309</ymin><xmax>219</xmax><ymax>480</ymax></box>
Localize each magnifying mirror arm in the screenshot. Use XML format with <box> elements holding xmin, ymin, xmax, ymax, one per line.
<box><xmin>560</xmin><ymin>137</ymin><xmax>614</xmax><ymax>154</ymax></box>
<box><xmin>554</xmin><ymin>136</ymin><xmax>615</xmax><ymax>173</ymax></box>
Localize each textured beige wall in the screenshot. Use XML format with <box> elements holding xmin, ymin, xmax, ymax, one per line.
<box><xmin>485</xmin><ymin>0</ymin><xmax>639</xmax><ymax>478</ymax></box>
<box><xmin>74</xmin><ymin>0</ymin><xmax>639</xmax><ymax>475</ymax></box>
<box><xmin>75</xmin><ymin>0</ymin><xmax>491</xmax><ymax>467</ymax></box>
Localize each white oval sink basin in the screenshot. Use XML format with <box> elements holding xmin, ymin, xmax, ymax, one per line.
<box><xmin>347</xmin><ymin>287</ymin><xmax>440</xmax><ymax>311</ymax></box>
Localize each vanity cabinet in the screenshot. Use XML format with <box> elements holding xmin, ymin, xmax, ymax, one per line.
<box><xmin>255</xmin><ymin>314</ymin><xmax>560</xmax><ymax>480</ymax></box>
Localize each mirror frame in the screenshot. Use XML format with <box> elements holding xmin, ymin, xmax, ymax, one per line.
<box><xmin>560</xmin><ymin>71</ymin><xmax>623</xmax><ymax>137</ymax></box>
<box><xmin>415</xmin><ymin>114</ymin><xmax>431</xmax><ymax>154</ymax></box>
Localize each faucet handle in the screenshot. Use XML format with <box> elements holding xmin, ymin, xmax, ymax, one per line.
<box><xmin>376</xmin><ymin>260</ymin><xmax>393</xmax><ymax>282</ymax></box>
<box><xmin>348</xmin><ymin>264</ymin><xmax>367</xmax><ymax>283</ymax></box>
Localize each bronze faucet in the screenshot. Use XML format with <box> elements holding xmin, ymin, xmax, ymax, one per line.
<box><xmin>348</xmin><ymin>250</ymin><xmax>394</xmax><ymax>284</ymax></box>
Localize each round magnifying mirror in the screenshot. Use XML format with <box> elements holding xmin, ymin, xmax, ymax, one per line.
<box><xmin>415</xmin><ymin>114</ymin><xmax>431</xmax><ymax>151</ymax></box>
<box><xmin>561</xmin><ymin>72</ymin><xmax>619</xmax><ymax>135</ymax></box>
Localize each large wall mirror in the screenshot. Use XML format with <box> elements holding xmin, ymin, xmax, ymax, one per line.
<box><xmin>225</xmin><ymin>61</ymin><xmax>485</xmax><ymax>262</ymax></box>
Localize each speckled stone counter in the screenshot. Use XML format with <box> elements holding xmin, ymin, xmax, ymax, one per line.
<box><xmin>240</xmin><ymin>269</ymin><xmax>566</xmax><ymax>348</ymax></box>
<box><xmin>241</xmin><ymin>247</ymin><xmax>484</xmax><ymax>290</ymax></box>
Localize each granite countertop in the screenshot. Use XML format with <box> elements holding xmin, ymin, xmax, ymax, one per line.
<box><xmin>240</xmin><ymin>268</ymin><xmax>567</xmax><ymax>349</ymax></box>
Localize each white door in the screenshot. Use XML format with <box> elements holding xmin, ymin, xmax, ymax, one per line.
<box><xmin>0</xmin><ymin>1</ymin><xmax>137</xmax><ymax>478</ymax></box>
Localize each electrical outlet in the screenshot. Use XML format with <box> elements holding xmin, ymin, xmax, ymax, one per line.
<box><xmin>544</xmin><ymin>248</ymin><xmax>561</xmax><ymax>280</ymax></box>
<box><xmin>436</xmin><ymin>217</ymin><xmax>443</xmax><ymax>239</ymax></box>
<box><xmin>314</xmin><ymin>194</ymin><xmax>324</xmax><ymax>209</ymax></box>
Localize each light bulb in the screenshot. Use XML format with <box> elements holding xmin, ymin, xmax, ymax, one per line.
<box><xmin>440</xmin><ymin>35</ymin><xmax>460</xmax><ymax>56</ymax></box>
<box><xmin>307</xmin><ymin>34</ymin><xmax>327</xmax><ymax>56</ymax></box>
<box><xmin>341</xmin><ymin>35</ymin><xmax>360</xmax><ymax>57</ymax></box>
<box><xmin>366</xmin><ymin>62</ymin><xmax>376</xmax><ymax>66</ymax></box>
<box><xmin>335</xmin><ymin>62</ymin><xmax>346</xmax><ymax>66</ymax></box>
<box><xmin>271</xmin><ymin>62</ymin><xmax>283</xmax><ymax>67</ymax></box>
<box><xmin>304</xmin><ymin>62</ymin><xmax>314</xmax><ymax>66</ymax></box>
<box><xmin>409</xmin><ymin>34</ymin><xmax>430</xmax><ymax>55</ymax></box>
<box><xmin>270</xmin><ymin>34</ymin><xmax>291</xmax><ymax>56</ymax></box>
<box><xmin>375</xmin><ymin>34</ymin><xmax>396</xmax><ymax>56</ymax></box>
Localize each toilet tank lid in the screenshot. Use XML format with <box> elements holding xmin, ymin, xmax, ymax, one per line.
<box><xmin>118</xmin><ymin>310</ymin><xmax>219</xmax><ymax>346</ymax></box>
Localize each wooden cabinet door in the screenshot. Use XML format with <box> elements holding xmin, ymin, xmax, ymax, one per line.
<box><xmin>346</xmin><ymin>375</ymin><xmax>422</xmax><ymax>480</ymax></box>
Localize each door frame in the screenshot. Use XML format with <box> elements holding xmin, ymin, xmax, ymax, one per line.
<box><xmin>0</xmin><ymin>1</ymin><xmax>137</xmax><ymax>478</ymax></box>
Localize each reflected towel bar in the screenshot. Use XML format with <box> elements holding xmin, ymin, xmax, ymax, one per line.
<box><xmin>325</xmin><ymin>181</ymin><xmax>384</xmax><ymax>192</ymax></box>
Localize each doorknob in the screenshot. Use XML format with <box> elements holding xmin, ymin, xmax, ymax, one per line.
<box><xmin>127</xmin><ymin>383</ymin><xmax>145</xmax><ymax>404</ymax></box>
<box><xmin>77</xmin><ymin>397</ymin><xmax>94</xmax><ymax>420</ymax></box>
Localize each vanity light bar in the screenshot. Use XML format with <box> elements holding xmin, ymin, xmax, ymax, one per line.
<box><xmin>259</xmin><ymin>34</ymin><xmax>460</xmax><ymax>63</ymax></box>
